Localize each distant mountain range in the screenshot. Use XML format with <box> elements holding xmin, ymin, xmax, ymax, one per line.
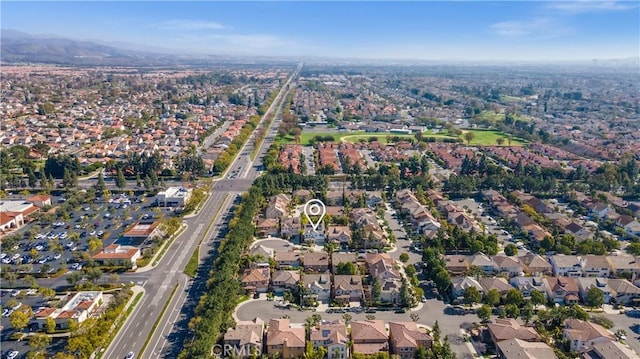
<box><xmin>2</xmin><ymin>29</ymin><xmax>639</xmax><ymax>68</ymax></box>
<box><xmin>0</xmin><ymin>29</ymin><xmax>185</xmax><ymax>66</ymax></box>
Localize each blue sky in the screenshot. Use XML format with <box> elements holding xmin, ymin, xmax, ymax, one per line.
<box><xmin>2</xmin><ymin>1</ymin><xmax>638</xmax><ymax>61</ymax></box>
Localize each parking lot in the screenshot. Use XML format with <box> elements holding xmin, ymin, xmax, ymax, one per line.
<box><xmin>1</xmin><ymin>191</ymin><xmax>175</xmax><ymax>281</ymax></box>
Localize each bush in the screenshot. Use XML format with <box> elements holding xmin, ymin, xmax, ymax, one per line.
<box><xmin>590</xmin><ymin>315</ymin><xmax>614</xmax><ymax>329</ymax></box>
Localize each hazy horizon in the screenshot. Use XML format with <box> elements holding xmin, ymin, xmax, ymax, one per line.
<box><xmin>2</xmin><ymin>1</ymin><xmax>639</xmax><ymax>62</ymax></box>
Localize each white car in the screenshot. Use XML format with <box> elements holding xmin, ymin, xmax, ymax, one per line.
<box><xmin>7</xmin><ymin>350</ymin><xmax>19</xmax><ymax>359</ymax></box>
<box><xmin>125</xmin><ymin>351</ymin><xmax>135</xmax><ymax>359</ymax></box>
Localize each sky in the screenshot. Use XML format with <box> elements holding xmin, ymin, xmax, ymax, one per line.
<box><xmin>2</xmin><ymin>1</ymin><xmax>639</xmax><ymax>62</ymax></box>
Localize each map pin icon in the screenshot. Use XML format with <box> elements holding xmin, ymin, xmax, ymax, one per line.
<box><xmin>304</xmin><ymin>199</ymin><xmax>326</xmax><ymax>232</ymax></box>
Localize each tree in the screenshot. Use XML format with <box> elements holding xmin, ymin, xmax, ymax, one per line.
<box><xmin>371</xmin><ymin>277</ymin><xmax>382</xmax><ymax>302</ymax></box>
<box><xmin>477</xmin><ymin>304</ymin><xmax>491</xmax><ymax>323</ymax></box>
<box><xmin>108</xmin><ymin>273</ymin><xmax>120</xmax><ymax>286</ymax></box>
<box><xmin>45</xmin><ymin>317</ymin><xmax>57</xmax><ymax>333</ymax></box>
<box><xmin>504</xmin><ymin>289</ymin><xmax>524</xmax><ymax>306</ymax></box>
<box><xmin>115</xmin><ymin>168</ymin><xmax>126</xmax><ymax>189</ymax></box>
<box><xmin>585</xmin><ymin>286</ymin><xmax>605</xmax><ymax>309</ymax></box>
<box><xmin>410</xmin><ymin>313</ymin><xmax>420</xmax><ymax>322</ymax></box>
<box><xmin>303</xmin><ymin>341</ymin><xmax>327</xmax><ymax>359</ymax></box>
<box><xmin>366</xmin><ymin>314</ymin><xmax>376</xmax><ymax>320</ymax></box>
<box><xmin>463</xmin><ymin>132</ymin><xmax>475</xmax><ymax>145</ymax></box>
<box><xmin>282</xmin><ymin>289</ymin><xmax>294</xmax><ymax>304</ymax></box>
<box><xmin>521</xmin><ymin>302</ymin><xmax>534</xmax><ymax>324</ymax></box>
<box><xmin>530</xmin><ymin>290</ymin><xmax>545</xmax><ymax>306</ymax></box>
<box><xmin>496</xmin><ymin>137</ymin><xmax>505</xmax><ymax>146</ymax></box>
<box><xmin>94</xmin><ymin>172</ymin><xmax>106</xmax><ymax>193</ymax></box>
<box><xmin>432</xmin><ymin>320</ymin><xmax>441</xmax><ymax>342</ymax></box>
<box><xmin>504</xmin><ymin>243</ymin><xmax>518</xmax><ymax>256</ymax></box>
<box><xmin>399</xmin><ymin>252</ymin><xmax>410</xmax><ymax>263</ymax></box>
<box><xmin>463</xmin><ymin>286</ymin><xmax>482</xmax><ymax>307</ymax></box>
<box><xmin>29</xmin><ymin>333</ymin><xmax>51</xmax><ymax>354</ymax></box>
<box><xmin>485</xmin><ymin>289</ymin><xmax>500</xmax><ymax>307</ymax></box>
<box><xmin>9</xmin><ymin>305</ymin><xmax>33</xmax><ymax>332</ymax></box>
<box><xmin>505</xmin><ymin>303</ymin><xmax>520</xmax><ymax>318</ymax></box>
<box><xmin>336</xmin><ymin>262</ymin><xmax>358</xmax><ymax>275</ymax></box>
<box><xmin>342</xmin><ymin>313</ymin><xmax>352</xmax><ymax>325</ymax></box>
<box><xmin>66</xmin><ymin>271</ymin><xmax>84</xmax><ymax>287</ymax></box>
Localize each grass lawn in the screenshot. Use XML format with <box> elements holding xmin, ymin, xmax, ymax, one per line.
<box><xmin>342</xmin><ymin>134</ymin><xmax>415</xmax><ymax>144</ymax></box>
<box><xmin>462</xmin><ymin>129</ymin><xmax>527</xmax><ymax>146</ymax></box>
<box><xmin>276</xmin><ymin>131</ymin><xmax>367</xmax><ymax>145</ymax></box>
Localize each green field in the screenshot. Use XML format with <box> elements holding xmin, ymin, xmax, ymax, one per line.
<box><xmin>276</xmin><ymin>128</ymin><xmax>524</xmax><ymax>146</ymax></box>
<box><xmin>276</xmin><ymin>131</ymin><xmax>367</xmax><ymax>145</ymax></box>
<box><xmin>462</xmin><ymin>129</ymin><xmax>527</xmax><ymax>146</ymax></box>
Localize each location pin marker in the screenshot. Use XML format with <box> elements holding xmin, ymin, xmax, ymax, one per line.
<box><xmin>304</xmin><ymin>199</ymin><xmax>326</xmax><ymax>232</ymax></box>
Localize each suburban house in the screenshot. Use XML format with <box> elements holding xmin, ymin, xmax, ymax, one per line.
<box><xmin>479</xmin><ymin>277</ymin><xmax>513</xmax><ymax>295</ymax></box>
<box><xmin>275</xmin><ymin>251</ymin><xmax>301</xmax><ymax>269</ymax></box>
<box><xmin>563</xmin><ymin>319</ymin><xmax>615</xmax><ymax>351</ymax></box>
<box><xmin>332</xmin><ymin>275</ymin><xmax>364</xmax><ymax>302</ymax></box>
<box><xmin>293</xmin><ymin>189</ymin><xmax>313</xmax><ymax>203</ymax></box>
<box><xmin>91</xmin><ymin>244</ymin><xmax>141</xmax><ymax>269</ymax></box>
<box><xmin>271</xmin><ymin>270</ymin><xmax>301</xmax><ymax>294</ymax></box>
<box><xmin>310</xmin><ymin>320</ymin><xmax>349</xmax><ymax>359</ymax></box>
<box><xmin>576</xmin><ymin>277</ymin><xmax>612</xmax><ymax>304</ymax></box>
<box><xmin>241</xmin><ymin>267</ymin><xmax>270</xmax><ymax>293</ymax></box>
<box><xmin>451</xmin><ymin>276</ymin><xmax>484</xmax><ymax>300</ymax></box>
<box><xmin>519</xmin><ymin>253</ymin><xmax>552</xmax><ymax>276</ymax></box>
<box><xmin>468</xmin><ymin>253</ymin><xmax>495</xmax><ymax>274</ymax></box>
<box><xmin>550</xmin><ymin>255</ymin><xmax>583</xmax><ymax>277</ymax></box>
<box><xmin>332</xmin><ymin>252</ymin><xmax>358</xmax><ymax>274</ymax></box>
<box><xmin>581</xmin><ymin>340</ymin><xmax>638</xmax><ymax>359</ymax></box>
<box><xmin>303</xmin><ymin>252</ymin><xmax>330</xmax><ymax>273</ymax></box>
<box><xmin>510</xmin><ymin>277</ymin><xmax>547</xmax><ymax>299</ymax></box>
<box><xmin>496</xmin><ymin>338</ymin><xmax>557</xmax><ymax>359</ymax></box>
<box><xmin>444</xmin><ymin>255</ymin><xmax>470</xmax><ymax>276</ymax></box>
<box><xmin>223</xmin><ymin>317</ymin><xmax>264</xmax><ymax>358</ymax></box>
<box><xmin>607</xmin><ymin>255</ymin><xmax>640</xmax><ymax>281</ymax></box>
<box><xmin>302</xmin><ymin>274</ymin><xmax>332</xmax><ymax>302</ymax></box>
<box><xmin>389</xmin><ymin>322</ymin><xmax>433</xmax><ymax>359</ymax></box>
<box><xmin>350</xmin><ymin>320</ymin><xmax>389</xmax><ymax>355</ymax></box>
<box><xmin>581</xmin><ymin>255</ymin><xmax>611</xmax><ymax>278</ymax></box>
<box><xmin>249</xmin><ymin>245</ymin><xmax>273</xmax><ymax>265</ymax></box>
<box><xmin>492</xmin><ymin>255</ymin><xmax>524</xmax><ymax>277</ymax></box>
<box><xmin>487</xmin><ymin>318</ymin><xmax>541</xmax><ymax>345</ymax></box>
<box><xmin>326</xmin><ymin>226</ymin><xmax>352</xmax><ymax>245</ymax></box>
<box><xmin>303</xmin><ymin>223</ymin><xmax>326</xmax><ymax>245</ymax></box>
<box><xmin>544</xmin><ymin>276</ymin><xmax>580</xmax><ymax>304</ymax></box>
<box><xmin>605</xmin><ymin>278</ymin><xmax>640</xmax><ymax>305</ymax></box>
<box><xmin>266</xmin><ymin>194</ymin><xmax>291</xmax><ymax>219</ymax></box>
<box><xmin>266</xmin><ymin>318</ymin><xmax>306</xmax><ymax>359</ymax></box>
<box><xmin>256</xmin><ymin>218</ymin><xmax>279</xmax><ymax>237</ymax></box>
<box><xmin>280</xmin><ymin>216</ymin><xmax>301</xmax><ymax>238</ymax></box>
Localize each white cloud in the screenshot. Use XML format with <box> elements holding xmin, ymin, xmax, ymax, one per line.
<box><xmin>157</xmin><ymin>19</ymin><xmax>227</xmax><ymax>31</ymax></box>
<box><xmin>546</xmin><ymin>0</ymin><xmax>636</xmax><ymax>13</ymax></box>
<box><xmin>490</xmin><ymin>17</ymin><xmax>573</xmax><ymax>38</ymax></box>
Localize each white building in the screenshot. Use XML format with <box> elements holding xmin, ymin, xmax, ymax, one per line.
<box><xmin>34</xmin><ymin>291</ymin><xmax>104</xmax><ymax>330</ymax></box>
<box><xmin>156</xmin><ymin>187</ymin><xmax>192</xmax><ymax>207</ymax></box>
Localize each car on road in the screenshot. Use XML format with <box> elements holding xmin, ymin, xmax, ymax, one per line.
<box><xmin>395</xmin><ymin>308</ymin><xmax>407</xmax><ymax>314</ymax></box>
<box><xmin>125</xmin><ymin>352</ymin><xmax>135</xmax><ymax>359</ymax></box>
<box><xmin>6</xmin><ymin>350</ymin><xmax>19</xmax><ymax>359</ymax></box>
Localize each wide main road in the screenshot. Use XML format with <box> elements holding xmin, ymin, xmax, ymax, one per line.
<box><xmin>101</xmin><ymin>63</ymin><xmax>301</xmax><ymax>359</ymax></box>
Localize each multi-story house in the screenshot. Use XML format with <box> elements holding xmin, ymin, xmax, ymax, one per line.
<box><xmin>607</xmin><ymin>255</ymin><xmax>640</xmax><ymax>281</ymax></box>
<box><xmin>332</xmin><ymin>252</ymin><xmax>358</xmax><ymax>274</ymax></box>
<box><xmin>350</xmin><ymin>320</ymin><xmax>389</xmax><ymax>356</ymax></box>
<box><xmin>563</xmin><ymin>319</ymin><xmax>615</xmax><ymax>351</ymax></box>
<box><xmin>492</xmin><ymin>255</ymin><xmax>524</xmax><ymax>277</ymax></box>
<box><xmin>550</xmin><ymin>255</ymin><xmax>583</xmax><ymax>277</ymax></box>
<box><xmin>302</xmin><ymin>274</ymin><xmax>332</xmax><ymax>302</ymax></box>
<box><xmin>266</xmin><ymin>319</ymin><xmax>306</xmax><ymax>359</ymax></box>
<box><xmin>519</xmin><ymin>253</ymin><xmax>553</xmax><ymax>276</ymax></box>
<box><xmin>271</xmin><ymin>270</ymin><xmax>300</xmax><ymax>294</ymax></box>
<box><xmin>544</xmin><ymin>276</ymin><xmax>580</xmax><ymax>304</ymax></box>
<box><xmin>333</xmin><ymin>275</ymin><xmax>364</xmax><ymax>302</ymax></box>
<box><xmin>389</xmin><ymin>322</ymin><xmax>433</xmax><ymax>359</ymax></box>
<box><xmin>223</xmin><ymin>317</ymin><xmax>264</xmax><ymax>358</ymax></box>
<box><xmin>510</xmin><ymin>277</ymin><xmax>547</xmax><ymax>299</ymax></box>
<box><xmin>581</xmin><ymin>255</ymin><xmax>611</xmax><ymax>278</ymax></box>
<box><xmin>275</xmin><ymin>251</ymin><xmax>301</xmax><ymax>269</ymax></box>
<box><xmin>310</xmin><ymin>320</ymin><xmax>349</xmax><ymax>359</ymax></box>
<box><xmin>303</xmin><ymin>252</ymin><xmax>330</xmax><ymax>273</ymax></box>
